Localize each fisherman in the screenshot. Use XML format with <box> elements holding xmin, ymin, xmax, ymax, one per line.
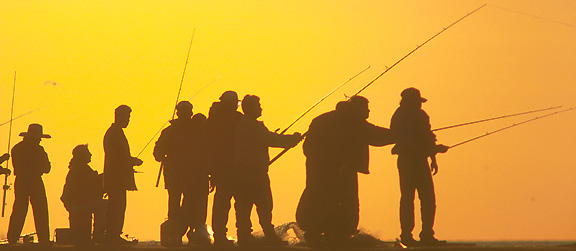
<box><xmin>390</xmin><ymin>88</ymin><xmax>448</xmax><ymax>247</ymax></box>
<box><xmin>153</xmin><ymin>101</ymin><xmax>211</xmax><ymax>246</ymax></box>
<box><xmin>7</xmin><ymin>124</ymin><xmax>52</xmax><ymax>244</ymax></box>
<box><xmin>103</xmin><ymin>105</ymin><xmax>143</xmax><ymax>245</ymax></box>
<box><xmin>61</xmin><ymin>144</ymin><xmax>106</xmax><ymax>245</ymax></box>
<box><xmin>296</xmin><ymin>97</ymin><xmax>393</xmax><ymax>247</ymax></box>
<box><xmin>233</xmin><ymin>95</ymin><xmax>303</xmax><ymax>247</ymax></box>
<box><xmin>0</xmin><ymin>153</ymin><xmax>10</xmax><ymax>175</ymax></box>
<box><xmin>203</xmin><ymin>91</ymin><xmax>243</xmax><ymax>247</ymax></box>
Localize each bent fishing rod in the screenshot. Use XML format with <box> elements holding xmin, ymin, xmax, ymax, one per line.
<box><xmin>432</xmin><ymin>105</ymin><xmax>562</xmax><ymax>132</ymax></box>
<box><xmin>3</xmin><ymin>72</ymin><xmax>16</xmax><ymax>217</ymax></box>
<box><xmin>155</xmin><ymin>29</ymin><xmax>196</xmax><ymax>187</ymax></box>
<box><xmin>270</xmin><ymin>4</ymin><xmax>487</xmax><ymax>165</ymax></box>
<box><xmin>449</xmin><ymin>107</ymin><xmax>575</xmax><ymax>149</ymax></box>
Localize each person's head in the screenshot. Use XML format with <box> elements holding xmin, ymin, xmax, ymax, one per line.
<box><xmin>192</xmin><ymin>113</ymin><xmax>207</xmax><ymax>124</ymax></box>
<box><xmin>219</xmin><ymin>90</ymin><xmax>240</xmax><ymax>112</ymax></box>
<box><xmin>348</xmin><ymin>95</ymin><xmax>370</xmax><ymax>120</ymax></box>
<box><xmin>176</xmin><ymin>101</ymin><xmax>193</xmax><ymax>119</ymax></box>
<box><xmin>19</xmin><ymin>123</ymin><xmax>51</xmax><ymax>144</ymax></box>
<box><xmin>72</xmin><ymin>144</ymin><xmax>92</xmax><ymax>164</ymax></box>
<box><xmin>400</xmin><ymin>87</ymin><xmax>427</xmax><ymax>109</ymax></box>
<box><xmin>114</xmin><ymin>105</ymin><xmax>132</xmax><ymax>128</ymax></box>
<box><xmin>241</xmin><ymin>95</ymin><xmax>262</xmax><ymax>119</ymax></box>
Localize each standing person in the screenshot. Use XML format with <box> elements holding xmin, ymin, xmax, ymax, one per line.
<box><xmin>203</xmin><ymin>91</ymin><xmax>242</xmax><ymax>247</ymax></box>
<box><xmin>296</xmin><ymin>97</ymin><xmax>393</xmax><ymax>247</ymax></box>
<box><xmin>390</xmin><ymin>88</ymin><xmax>448</xmax><ymax>247</ymax></box>
<box><xmin>233</xmin><ymin>95</ymin><xmax>302</xmax><ymax>247</ymax></box>
<box><xmin>103</xmin><ymin>105</ymin><xmax>143</xmax><ymax>245</ymax></box>
<box><xmin>7</xmin><ymin>124</ymin><xmax>52</xmax><ymax>244</ymax></box>
<box><xmin>153</xmin><ymin>101</ymin><xmax>210</xmax><ymax>246</ymax></box>
<box><xmin>61</xmin><ymin>144</ymin><xmax>106</xmax><ymax>245</ymax></box>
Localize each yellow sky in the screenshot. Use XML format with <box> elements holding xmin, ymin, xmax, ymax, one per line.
<box><xmin>1</xmin><ymin>0</ymin><xmax>575</xmax><ymax>241</ymax></box>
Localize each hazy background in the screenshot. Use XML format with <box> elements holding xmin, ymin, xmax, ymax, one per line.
<box><xmin>1</xmin><ymin>0</ymin><xmax>575</xmax><ymax>241</ymax></box>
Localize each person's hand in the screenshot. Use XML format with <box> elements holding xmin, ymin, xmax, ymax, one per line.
<box><xmin>293</xmin><ymin>132</ymin><xmax>303</xmax><ymax>141</ymax></box>
<box><xmin>154</xmin><ymin>155</ymin><xmax>167</xmax><ymax>163</ymax></box>
<box><xmin>430</xmin><ymin>160</ymin><xmax>439</xmax><ymax>175</ymax></box>
<box><xmin>0</xmin><ymin>168</ymin><xmax>11</xmax><ymax>176</ymax></box>
<box><xmin>436</xmin><ymin>144</ymin><xmax>449</xmax><ymax>154</ymax></box>
<box><xmin>131</xmin><ymin>157</ymin><xmax>144</xmax><ymax>166</ymax></box>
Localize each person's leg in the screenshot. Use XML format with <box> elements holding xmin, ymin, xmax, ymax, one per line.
<box><xmin>105</xmin><ymin>189</ymin><xmax>127</xmax><ymax>241</ymax></box>
<box><xmin>416</xmin><ymin>165</ymin><xmax>437</xmax><ymax>241</ymax></box>
<box><xmin>29</xmin><ymin>179</ymin><xmax>50</xmax><ymax>243</ymax></box>
<box><xmin>398</xmin><ymin>155</ymin><xmax>418</xmax><ymax>244</ymax></box>
<box><xmin>7</xmin><ymin>177</ymin><xmax>30</xmax><ymax>243</ymax></box>
<box><xmin>69</xmin><ymin>211</ymin><xmax>92</xmax><ymax>244</ymax></box>
<box><xmin>92</xmin><ymin>199</ymin><xmax>107</xmax><ymax>243</ymax></box>
<box><xmin>234</xmin><ymin>181</ymin><xmax>255</xmax><ymax>245</ymax></box>
<box><xmin>211</xmin><ymin>183</ymin><xmax>233</xmax><ymax>242</ymax></box>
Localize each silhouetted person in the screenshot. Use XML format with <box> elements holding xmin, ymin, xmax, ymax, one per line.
<box><xmin>154</xmin><ymin>101</ymin><xmax>210</xmax><ymax>246</ymax></box>
<box><xmin>103</xmin><ymin>105</ymin><xmax>143</xmax><ymax>245</ymax></box>
<box><xmin>296</xmin><ymin>97</ymin><xmax>393</xmax><ymax>247</ymax></box>
<box><xmin>233</xmin><ymin>95</ymin><xmax>302</xmax><ymax>247</ymax></box>
<box><xmin>0</xmin><ymin>153</ymin><xmax>11</xmax><ymax>175</ymax></box>
<box><xmin>7</xmin><ymin>124</ymin><xmax>51</xmax><ymax>244</ymax></box>
<box><xmin>203</xmin><ymin>91</ymin><xmax>242</xmax><ymax>247</ymax></box>
<box><xmin>390</xmin><ymin>88</ymin><xmax>448</xmax><ymax>247</ymax></box>
<box><xmin>61</xmin><ymin>144</ymin><xmax>106</xmax><ymax>245</ymax></box>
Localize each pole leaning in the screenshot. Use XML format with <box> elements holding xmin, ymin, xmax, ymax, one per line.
<box><xmin>3</xmin><ymin>71</ymin><xmax>17</xmax><ymax>217</ymax></box>
<box><xmin>156</xmin><ymin>29</ymin><xmax>196</xmax><ymax>188</ymax></box>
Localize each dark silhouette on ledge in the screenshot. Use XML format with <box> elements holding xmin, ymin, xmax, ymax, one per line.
<box><xmin>7</xmin><ymin>123</ymin><xmax>52</xmax><ymax>244</ymax></box>
<box><xmin>154</xmin><ymin>101</ymin><xmax>210</xmax><ymax>246</ymax></box>
<box><xmin>103</xmin><ymin>105</ymin><xmax>143</xmax><ymax>246</ymax></box>
<box><xmin>296</xmin><ymin>96</ymin><xmax>393</xmax><ymax>248</ymax></box>
<box><xmin>61</xmin><ymin>144</ymin><xmax>106</xmax><ymax>245</ymax></box>
<box><xmin>390</xmin><ymin>87</ymin><xmax>449</xmax><ymax>247</ymax></box>
<box><xmin>203</xmin><ymin>91</ymin><xmax>243</xmax><ymax>247</ymax></box>
<box><xmin>233</xmin><ymin>95</ymin><xmax>303</xmax><ymax>247</ymax></box>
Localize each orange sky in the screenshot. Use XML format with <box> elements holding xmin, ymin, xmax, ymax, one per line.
<box><xmin>1</xmin><ymin>0</ymin><xmax>575</xmax><ymax>241</ymax></box>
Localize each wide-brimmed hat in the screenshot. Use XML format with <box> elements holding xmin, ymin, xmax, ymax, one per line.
<box><xmin>19</xmin><ymin>124</ymin><xmax>51</xmax><ymax>139</ymax></box>
<box><xmin>401</xmin><ymin>87</ymin><xmax>427</xmax><ymax>103</ymax></box>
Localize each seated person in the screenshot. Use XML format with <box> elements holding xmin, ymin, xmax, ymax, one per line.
<box><xmin>61</xmin><ymin>145</ymin><xmax>106</xmax><ymax>244</ymax></box>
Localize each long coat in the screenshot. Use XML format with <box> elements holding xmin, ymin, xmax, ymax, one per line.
<box><xmin>103</xmin><ymin>123</ymin><xmax>136</xmax><ymax>191</ymax></box>
<box><xmin>296</xmin><ymin>110</ymin><xmax>393</xmax><ymax>235</ymax></box>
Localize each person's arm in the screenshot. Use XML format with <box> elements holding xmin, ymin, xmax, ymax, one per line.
<box><xmin>266</xmin><ymin>130</ymin><xmax>303</xmax><ymax>149</ymax></box>
<box><xmin>39</xmin><ymin>146</ymin><xmax>51</xmax><ymax>174</ymax></box>
<box><xmin>0</xmin><ymin>153</ymin><xmax>9</xmax><ymax>165</ymax></box>
<box><xmin>153</xmin><ymin>128</ymin><xmax>169</xmax><ymax>163</ymax></box>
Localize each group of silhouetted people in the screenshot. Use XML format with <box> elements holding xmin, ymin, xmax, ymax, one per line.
<box><xmin>1</xmin><ymin>87</ymin><xmax>450</xmax><ymax>248</ymax></box>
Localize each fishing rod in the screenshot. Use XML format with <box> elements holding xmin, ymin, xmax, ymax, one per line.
<box><xmin>270</xmin><ymin>4</ymin><xmax>487</xmax><ymax>165</ymax></box>
<box><xmin>353</xmin><ymin>4</ymin><xmax>486</xmax><ymax>96</ymax></box>
<box><xmin>278</xmin><ymin>66</ymin><xmax>370</xmax><ymax>135</ymax></box>
<box><xmin>156</xmin><ymin>29</ymin><xmax>196</xmax><ymax>188</ymax></box>
<box><xmin>0</xmin><ymin>108</ymin><xmax>40</xmax><ymax>127</ymax></box>
<box><xmin>136</xmin><ymin>76</ymin><xmax>220</xmax><ymax>158</ymax></box>
<box><xmin>449</xmin><ymin>107</ymin><xmax>574</xmax><ymax>149</ymax></box>
<box><xmin>488</xmin><ymin>4</ymin><xmax>576</xmax><ymax>29</ymax></box>
<box><xmin>432</xmin><ymin>105</ymin><xmax>562</xmax><ymax>132</ymax></box>
<box><xmin>3</xmin><ymin>72</ymin><xmax>16</xmax><ymax>217</ymax></box>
